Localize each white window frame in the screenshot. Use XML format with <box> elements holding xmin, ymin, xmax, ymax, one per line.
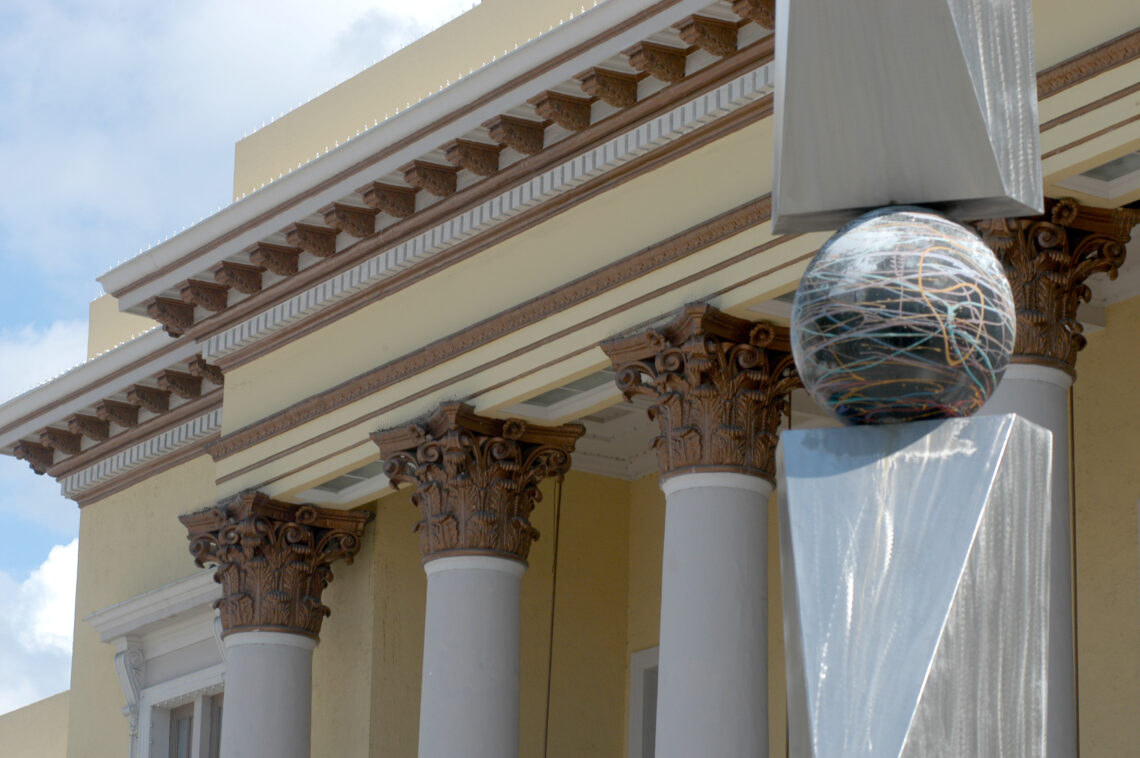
<box><xmin>85</xmin><ymin>570</ymin><xmax>225</xmax><ymax>758</ymax></box>
<box><xmin>629</xmin><ymin>646</ymin><xmax>659</xmax><ymax>758</ymax></box>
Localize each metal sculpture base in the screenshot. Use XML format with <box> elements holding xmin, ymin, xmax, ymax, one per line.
<box><xmin>777</xmin><ymin>414</ymin><xmax>1051</xmax><ymax>757</ymax></box>
<box><xmin>771</xmin><ymin>0</ymin><xmax>1042</xmax><ymax>233</ymax></box>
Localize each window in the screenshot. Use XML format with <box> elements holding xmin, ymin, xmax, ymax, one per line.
<box><xmin>629</xmin><ymin>647</ymin><xmax>659</xmax><ymax>758</ymax></box>
<box><xmin>85</xmin><ymin>570</ymin><xmax>225</xmax><ymax>758</ymax></box>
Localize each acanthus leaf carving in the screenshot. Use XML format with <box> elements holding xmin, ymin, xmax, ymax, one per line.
<box><xmin>156</xmin><ymin>369</ymin><xmax>202</xmax><ymax>400</ymax></box>
<box><xmin>68</xmin><ymin>414</ymin><xmax>110</xmax><ymax>442</ymax></box>
<box><xmin>676</xmin><ymin>15</ymin><xmax>739</xmax><ymax>58</ymax></box>
<box><xmin>213</xmin><ymin>261</ymin><xmax>263</xmax><ymax>294</ymax></box>
<box><xmin>179</xmin><ymin>280</ymin><xmax>229</xmax><ymax>312</ymax></box>
<box><xmin>317</xmin><ymin>206</ymin><xmax>374</xmax><ymax>241</ymax></box>
<box><xmin>40</xmin><ymin>427</ymin><xmax>82</xmax><ymax>456</ymax></box>
<box><xmin>126</xmin><ymin>384</ymin><xmax>171</xmax><ymax>414</ymax></box>
<box><xmin>602</xmin><ymin>304</ymin><xmax>799</xmax><ymax>482</ymax></box>
<box><xmin>626</xmin><ymin>41</ymin><xmax>688</xmax><ymax>83</ymax></box>
<box><xmin>96</xmin><ymin>399</ymin><xmax>140</xmax><ymax>428</ymax></box>
<box><xmin>731</xmin><ymin>0</ymin><xmax>775</xmax><ymax>29</ymax></box>
<box><xmin>187</xmin><ymin>355</ymin><xmax>225</xmax><ymax>386</ymax></box>
<box><xmin>285</xmin><ymin>222</ymin><xmax>340</xmax><ymax>256</ymax></box>
<box><xmin>444</xmin><ymin>139</ymin><xmax>503</xmax><ymax>177</ymax></box>
<box><xmin>146</xmin><ymin>297</ymin><xmax>194</xmax><ymax>337</ymax></box>
<box><xmin>372</xmin><ymin>403</ymin><xmax>583</xmax><ymax>563</ymax></box>
<box><xmin>973</xmin><ymin>198</ymin><xmax>1138</xmax><ymax>372</ymax></box>
<box><xmin>485</xmin><ymin>115</ymin><xmax>546</xmax><ymax>155</ymax></box>
<box><xmin>180</xmin><ymin>492</ymin><xmax>370</xmax><ymax>638</ymax></box>
<box><xmin>112</xmin><ymin>636</ymin><xmax>145</xmax><ymax>757</ymax></box>
<box><xmin>402</xmin><ymin>160</ymin><xmax>459</xmax><ymax>198</ymax></box>
<box><xmin>248</xmin><ymin>242</ymin><xmax>301</xmax><ymax>276</ymax></box>
<box><xmin>531</xmin><ymin>91</ymin><xmax>593</xmax><ymax>132</ymax></box>
<box><xmin>577</xmin><ymin>68</ymin><xmax>639</xmax><ymax>108</ymax></box>
<box><xmin>13</xmin><ymin>440</ymin><xmax>53</xmax><ymax>475</ymax></box>
<box><xmin>359</xmin><ymin>182</ymin><xmax>418</xmax><ymax>219</ymax></box>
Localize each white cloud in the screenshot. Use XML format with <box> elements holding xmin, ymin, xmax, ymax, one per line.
<box><xmin>0</xmin><ymin>320</ymin><xmax>89</xmax><ymax>404</ymax></box>
<box><xmin>0</xmin><ymin>539</ymin><xmax>77</xmax><ymax>714</ymax></box>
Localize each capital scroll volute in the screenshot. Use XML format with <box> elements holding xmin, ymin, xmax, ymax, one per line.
<box><xmin>372</xmin><ymin>403</ymin><xmax>583</xmax><ymax>564</ymax></box>
<box><xmin>180</xmin><ymin>492</ymin><xmax>370</xmax><ymax>639</ymax></box>
<box><xmin>603</xmin><ymin>304</ymin><xmax>799</xmax><ymax>482</ymax></box>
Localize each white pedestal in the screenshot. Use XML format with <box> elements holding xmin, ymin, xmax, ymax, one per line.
<box><xmin>981</xmin><ymin>363</ymin><xmax>1077</xmax><ymax>758</ymax></box>
<box><xmin>419</xmin><ymin>555</ymin><xmax>525</xmax><ymax>758</ymax></box>
<box><xmin>655</xmin><ymin>472</ymin><xmax>772</xmax><ymax>758</ymax></box>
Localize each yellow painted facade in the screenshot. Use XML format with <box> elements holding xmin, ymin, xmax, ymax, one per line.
<box><xmin>0</xmin><ymin>690</ymin><xmax>69</xmax><ymax>758</ymax></box>
<box><xmin>1072</xmin><ymin>294</ymin><xmax>1140</xmax><ymax>757</ymax></box>
<box><xmin>232</xmin><ymin>0</ymin><xmax>602</xmax><ymax>198</ymax></box>
<box><xmin>86</xmin><ymin>294</ymin><xmax>157</xmax><ymax>359</ymax></box>
<box><xmin>8</xmin><ymin>2</ymin><xmax>1139</xmax><ymax>757</ymax></box>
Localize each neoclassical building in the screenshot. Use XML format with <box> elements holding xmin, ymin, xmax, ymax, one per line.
<box><xmin>1</xmin><ymin>1</ymin><xmax>1138</xmax><ymax>756</ymax></box>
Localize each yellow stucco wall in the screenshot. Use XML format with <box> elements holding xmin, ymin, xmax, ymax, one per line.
<box><xmin>87</xmin><ymin>294</ymin><xmax>156</xmax><ymax>359</ymax></box>
<box><xmin>0</xmin><ymin>691</ymin><xmax>69</xmax><ymax>758</ymax></box>
<box><xmin>232</xmin><ymin>0</ymin><xmax>597</xmax><ymax>198</ymax></box>
<box><xmin>1072</xmin><ymin>293</ymin><xmax>1140</xmax><ymax>758</ymax></box>
<box><xmin>362</xmin><ymin>470</ymin><xmax>629</xmax><ymax>757</ymax></box>
<box><xmin>624</xmin><ymin>474</ymin><xmax>788</xmax><ymax>758</ymax></box>
<box><xmin>66</xmin><ymin>455</ymin><xmax>216</xmax><ymax>758</ymax></box>
<box><xmin>311</xmin><ymin>506</ymin><xmax>376</xmax><ymax>758</ymax></box>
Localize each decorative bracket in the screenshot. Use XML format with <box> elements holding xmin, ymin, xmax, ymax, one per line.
<box><xmin>317</xmin><ymin>206</ymin><xmax>375</xmax><ymax>241</ymax></box>
<box><xmin>359</xmin><ymin>182</ymin><xmax>418</xmax><ymax>218</ymax></box>
<box><xmin>676</xmin><ymin>16</ymin><xmax>739</xmax><ymax>57</ymax></box>
<box><xmin>248</xmin><ymin>242</ymin><xmax>301</xmax><ymax>276</ymax></box>
<box><xmin>578</xmin><ymin>68</ymin><xmax>640</xmax><ymax>108</ymax></box>
<box><xmin>627</xmin><ymin>42</ymin><xmax>688</xmax><ymax>83</ymax></box>
<box><xmin>486</xmin><ymin>115</ymin><xmax>546</xmax><ymax>155</ymax></box>
<box><xmin>402</xmin><ymin>160</ymin><xmax>460</xmax><ymax>198</ymax></box>
<box><xmin>213</xmin><ymin>261</ymin><xmax>263</xmax><ymax>294</ymax></box>
<box><xmin>444</xmin><ymin>139</ymin><xmax>503</xmax><ymax>177</ymax></box>
<box><xmin>532</xmin><ymin>91</ymin><xmax>593</xmax><ymax>132</ymax></box>
<box><xmin>179</xmin><ymin>280</ymin><xmax>229</xmax><ymax>312</ymax></box>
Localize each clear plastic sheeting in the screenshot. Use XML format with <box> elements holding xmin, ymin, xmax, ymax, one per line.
<box><xmin>777</xmin><ymin>414</ymin><xmax>1051</xmax><ymax>758</ymax></box>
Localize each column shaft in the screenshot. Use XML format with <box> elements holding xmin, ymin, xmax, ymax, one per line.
<box><xmin>419</xmin><ymin>556</ymin><xmax>525</xmax><ymax>758</ymax></box>
<box><xmin>980</xmin><ymin>363</ymin><xmax>1075</xmax><ymax>757</ymax></box>
<box><xmin>220</xmin><ymin>632</ymin><xmax>317</xmax><ymax>758</ymax></box>
<box><xmin>656</xmin><ymin>473</ymin><xmax>772</xmax><ymax>758</ymax></box>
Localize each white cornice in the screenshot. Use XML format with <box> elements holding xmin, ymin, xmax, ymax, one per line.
<box><xmin>61</xmin><ymin>408</ymin><xmax>222</xmax><ymax>498</ymax></box>
<box><xmin>85</xmin><ymin>570</ymin><xmax>221</xmax><ymax>643</ymax></box>
<box><xmin>203</xmin><ymin>64</ymin><xmax>776</xmax><ymax>362</ymax></box>
<box><xmin>98</xmin><ymin>0</ymin><xmax>720</xmax><ymax>313</ymax></box>
<box><xmin>0</xmin><ymin>328</ymin><xmax>198</xmax><ymax>450</ymax></box>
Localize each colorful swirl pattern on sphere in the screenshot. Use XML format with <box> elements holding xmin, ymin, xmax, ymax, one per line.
<box><xmin>791</xmin><ymin>207</ymin><xmax>1016</xmax><ymax>425</ymax></box>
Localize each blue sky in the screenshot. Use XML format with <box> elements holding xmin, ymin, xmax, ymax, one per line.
<box><xmin>0</xmin><ymin>0</ymin><xmax>477</xmax><ymax>716</ymax></box>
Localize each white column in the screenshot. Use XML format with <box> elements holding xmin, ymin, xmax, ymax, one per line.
<box><xmin>655</xmin><ymin>472</ymin><xmax>772</xmax><ymax>758</ymax></box>
<box><xmin>419</xmin><ymin>555</ymin><xmax>526</xmax><ymax>758</ymax></box>
<box><xmin>219</xmin><ymin>631</ymin><xmax>317</xmax><ymax>758</ymax></box>
<box><xmin>981</xmin><ymin>362</ymin><xmax>1076</xmax><ymax>757</ymax></box>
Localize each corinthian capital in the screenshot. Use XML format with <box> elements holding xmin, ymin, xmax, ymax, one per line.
<box><xmin>602</xmin><ymin>304</ymin><xmax>799</xmax><ymax>483</ymax></box>
<box><xmin>974</xmin><ymin>198</ymin><xmax>1139</xmax><ymax>373</ymax></box>
<box><xmin>372</xmin><ymin>403</ymin><xmax>583</xmax><ymax>564</ymax></box>
<box><xmin>180</xmin><ymin>493</ymin><xmax>369</xmax><ymax>639</ymax></box>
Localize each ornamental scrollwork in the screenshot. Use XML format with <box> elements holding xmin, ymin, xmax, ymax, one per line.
<box><xmin>180</xmin><ymin>492</ymin><xmax>370</xmax><ymax>639</ymax></box>
<box><xmin>974</xmin><ymin>198</ymin><xmax>1138</xmax><ymax>372</ymax></box>
<box><xmin>603</xmin><ymin>304</ymin><xmax>799</xmax><ymax>482</ymax></box>
<box><xmin>372</xmin><ymin>403</ymin><xmax>583</xmax><ymax>563</ymax></box>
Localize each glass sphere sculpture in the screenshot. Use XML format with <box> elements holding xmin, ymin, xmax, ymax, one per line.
<box><xmin>791</xmin><ymin>207</ymin><xmax>1016</xmax><ymax>425</ymax></box>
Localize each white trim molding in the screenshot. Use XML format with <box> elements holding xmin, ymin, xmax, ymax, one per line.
<box><xmin>86</xmin><ymin>571</ymin><xmax>225</xmax><ymax>758</ymax></box>
<box><xmin>61</xmin><ymin>408</ymin><xmax>222</xmax><ymax>498</ymax></box>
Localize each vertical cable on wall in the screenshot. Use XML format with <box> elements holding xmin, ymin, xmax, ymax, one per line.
<box><xmin>542</xmin><ymin>477</ymin><xmax>565</xmax><ymax>758</ymax></box>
